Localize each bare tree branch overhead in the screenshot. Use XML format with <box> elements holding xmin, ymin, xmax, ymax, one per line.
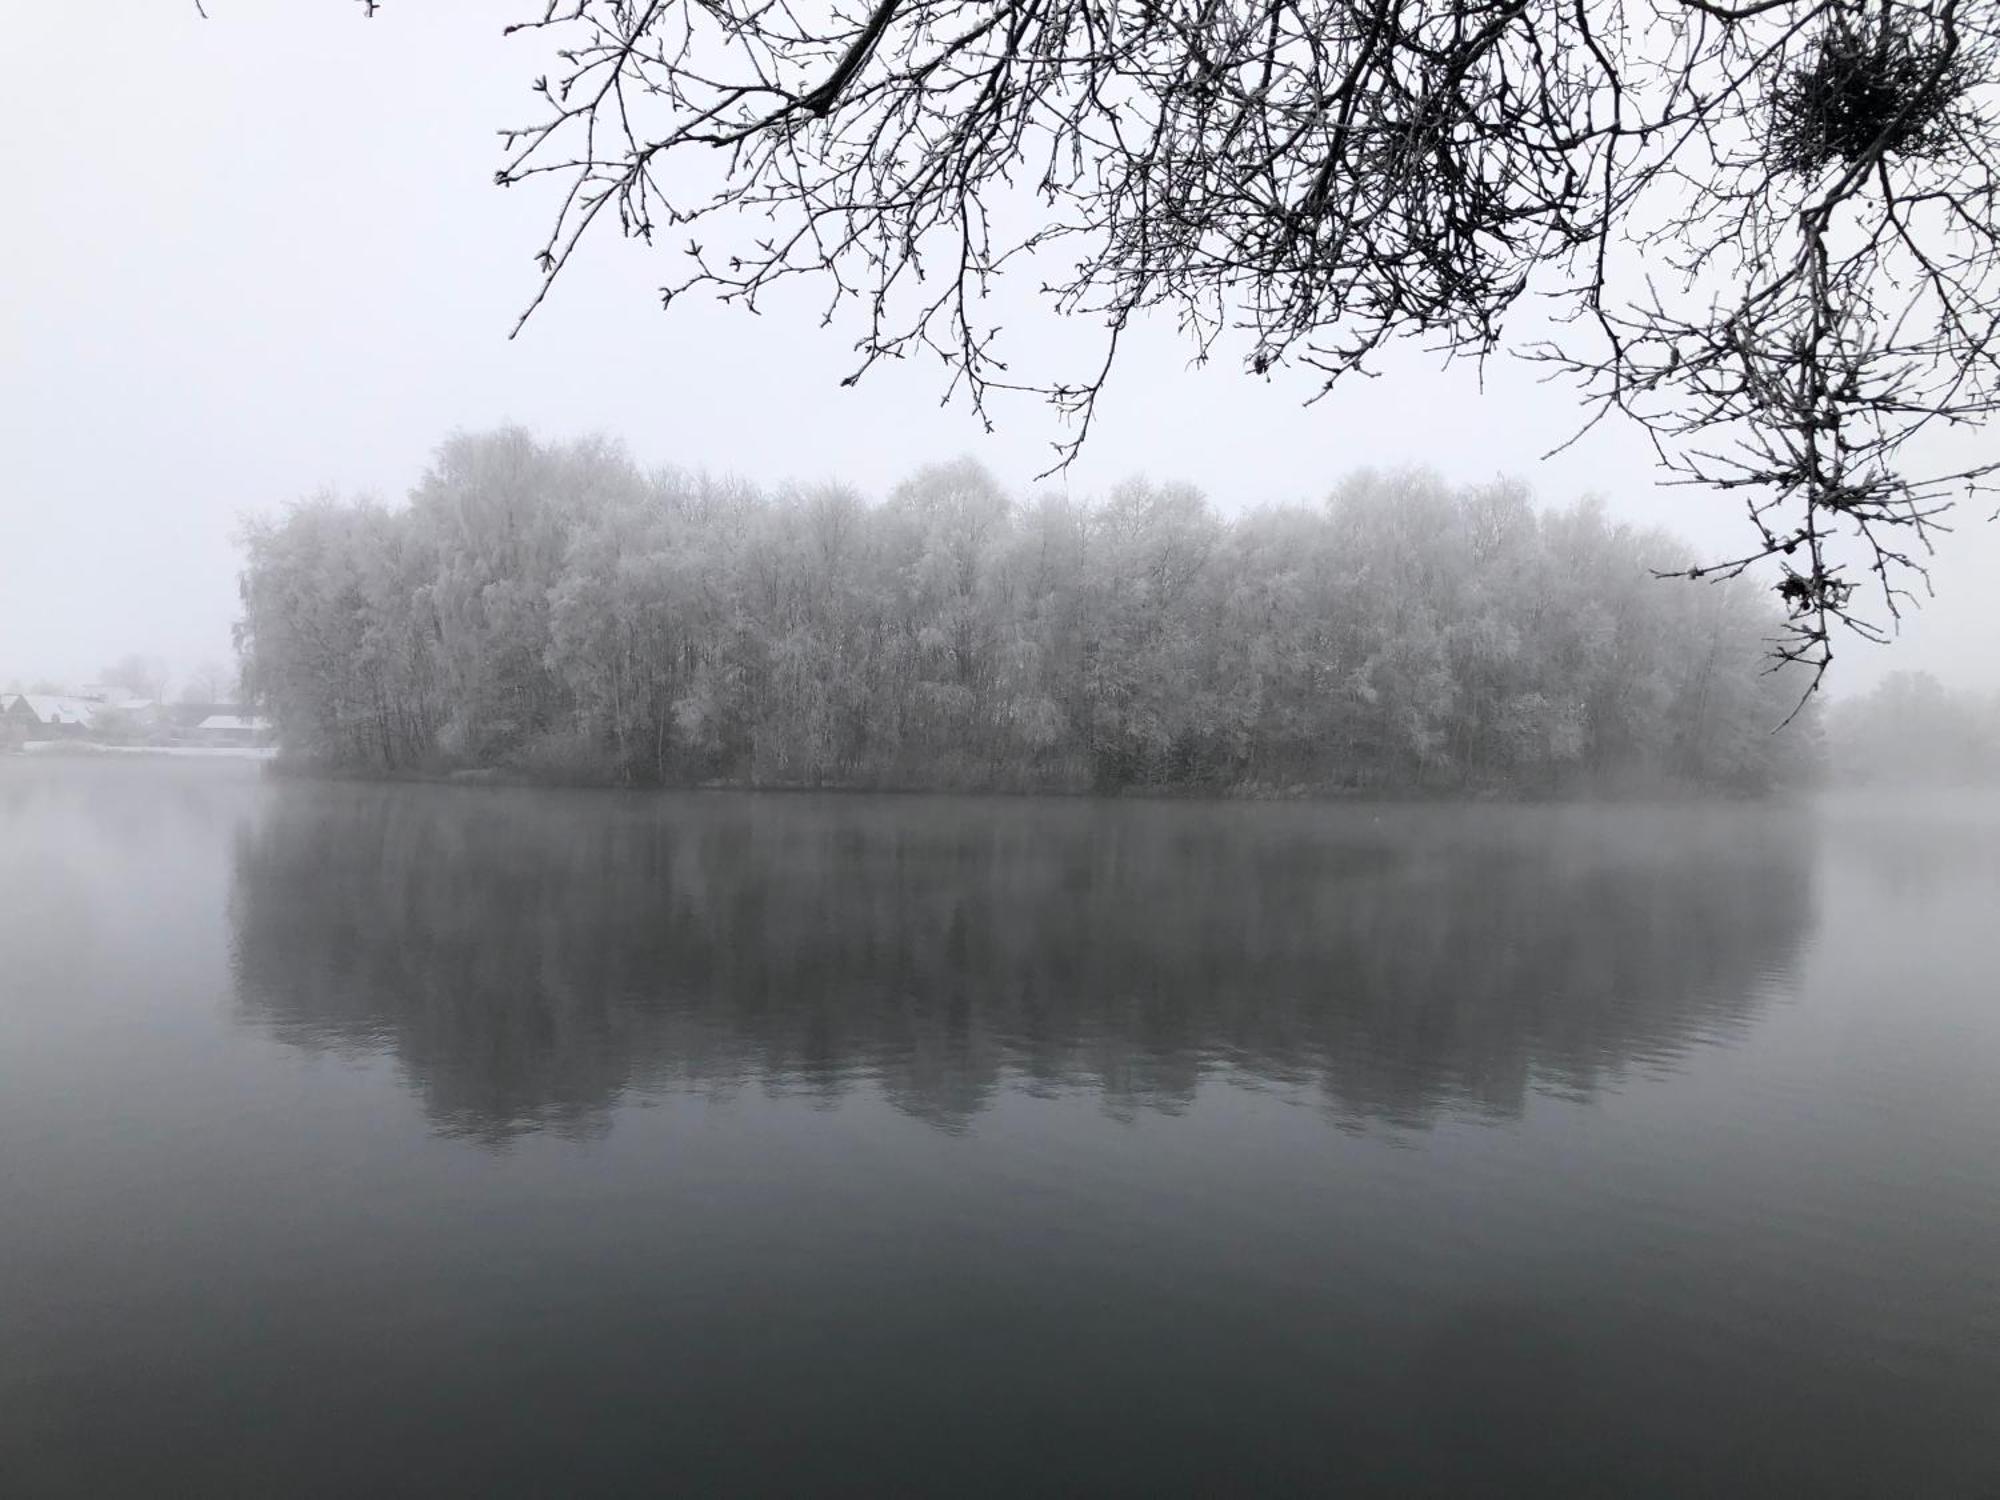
<box><xmin>372</xmin><ymin>0</ymin><xmax>1997</xmax><ymax>685</ymax></box>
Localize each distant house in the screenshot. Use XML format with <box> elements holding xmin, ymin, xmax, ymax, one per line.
<box><xmin>194</xmin><ymin>713</ymin><xmax>275</xmax><ymax>747</ymax></box>
<box><xmin>4</xmin><ymin>695</ymin><xmax>104</xmax><ymax>734</ymax></box>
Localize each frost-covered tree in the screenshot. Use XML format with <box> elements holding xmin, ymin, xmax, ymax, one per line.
<box><xmin>237</xmin><ymin>428</ymin><xmax>1818</xmax><ymax>790</ymax></box>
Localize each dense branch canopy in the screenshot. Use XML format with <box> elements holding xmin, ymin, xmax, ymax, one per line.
<box><xmin>399</xmin><ymin>0</ymin><xmax>1999</xmax><ymax>683</ymax></box>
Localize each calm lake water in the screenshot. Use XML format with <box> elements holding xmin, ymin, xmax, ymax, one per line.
<box><xmin>2</xmin><ymin>758</ymin><xmax>1996</xmax><ymax>1497</ymax></box>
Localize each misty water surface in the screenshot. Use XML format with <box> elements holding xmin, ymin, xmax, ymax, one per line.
<box><xmin>2</xmin><ymin>758</ymin><xmax>1996</xmax><ymax>1496</ymax></box>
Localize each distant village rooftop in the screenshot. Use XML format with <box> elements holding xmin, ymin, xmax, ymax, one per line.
<box><xmin>3</xmin><ymin>695</ymin><xmax>270</xmax><ymax>745</ymax></box>
<box><xmin>2</xmin><ymin>694</ymin><xmax>126</xmax><ymax>729</ymax></box>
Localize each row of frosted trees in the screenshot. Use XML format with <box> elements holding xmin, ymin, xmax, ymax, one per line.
<box><xmin>236</xmin><ymin>428</ymin><xmax>1819</xmax><ymax>792</ymax></box>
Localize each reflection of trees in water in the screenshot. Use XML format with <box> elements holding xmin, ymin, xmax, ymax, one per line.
<box><xmin>230</xmin><ymin>789</ymin><xmax>1815</xmax><ymax>1140</ymax></box>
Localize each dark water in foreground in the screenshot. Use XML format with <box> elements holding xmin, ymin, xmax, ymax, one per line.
<box><xmin>2</xmin><ymin>759</ymin><xmax>1996</xmax><ymax>1497</ymax></box>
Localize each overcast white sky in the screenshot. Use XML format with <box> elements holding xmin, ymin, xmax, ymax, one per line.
<box><xmin>2</xmin><ymin>2</ymin><xmax>1993</xmax><ymax>695</ymax></box>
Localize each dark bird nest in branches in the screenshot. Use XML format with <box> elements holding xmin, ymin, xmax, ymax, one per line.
<box><xmin>1770</xmin><ymin>12</ymin><xmax>1972</xmax><ymax>174</ymax></box>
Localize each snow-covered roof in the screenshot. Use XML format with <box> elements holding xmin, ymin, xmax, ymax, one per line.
<box><xmin>196</xmin><ymin>714</ymin><xmax>272</xmax><ymax>733</ymax></box>
<box><xmin>12</xmin><ymin>695</ymin><xmax>105</xmax><ymax>725</ymax></box>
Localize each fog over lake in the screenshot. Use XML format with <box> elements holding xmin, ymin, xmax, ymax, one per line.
<box><xmin>3</xmin><ymin>757</ymin><xmax>1995</xmax><ymax>1496</ymax></box>
<box><xmin>11</xmin><ymin>1</ymin><xmax>2000</xmax><ymax>1494</ymax></box>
